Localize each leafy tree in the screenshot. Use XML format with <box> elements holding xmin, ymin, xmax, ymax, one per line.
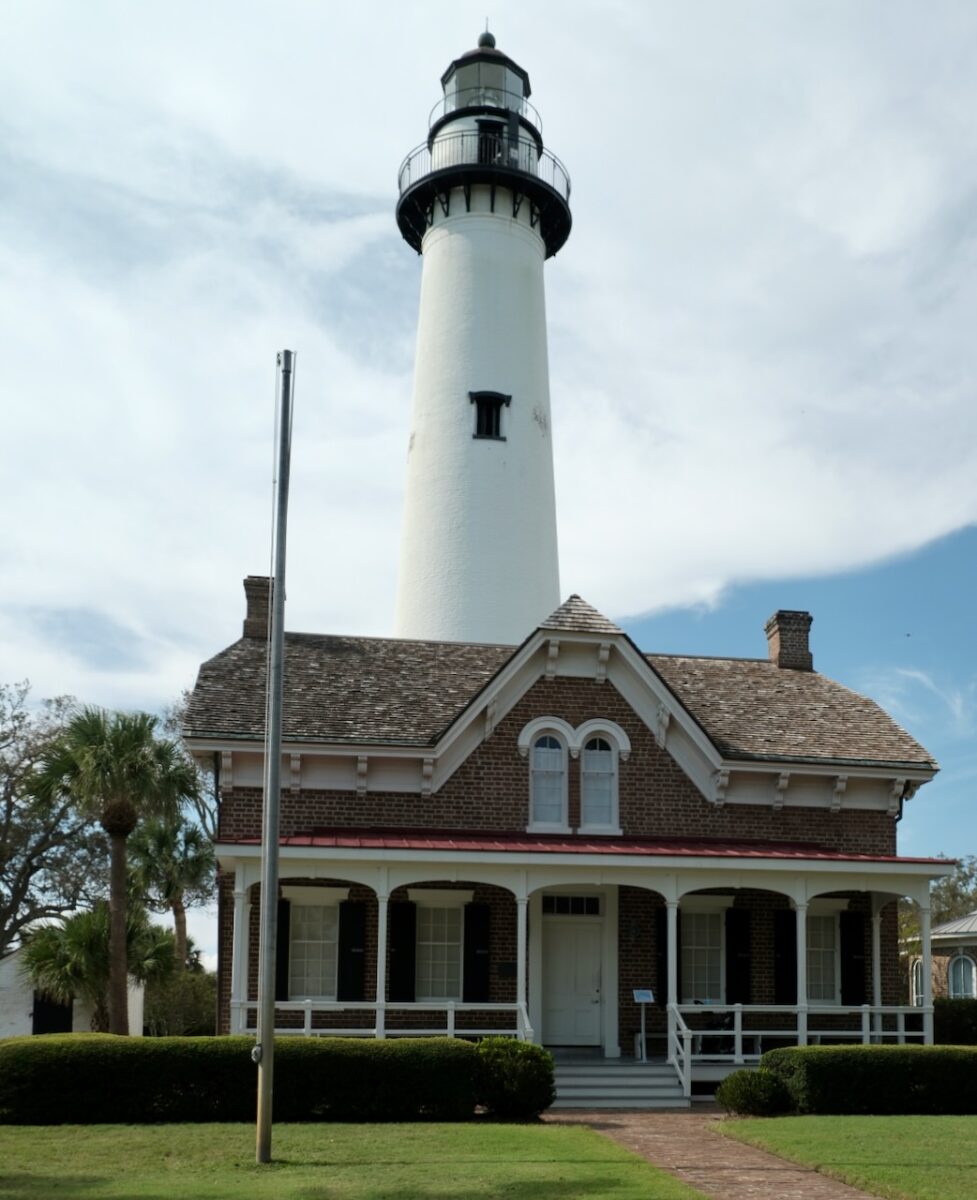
<box><xmin>0</xmin><ymin>682</ymin><xmax>107</xmax><ymax>956</ymax></box>
<box><xmin>129</xmin><ymin>815</ymin><xmax>215</xmax><ymax>968</ymax></box>
<box><xmin>161</xmin><ymin>690</ymin><xmax>218</xmax><ymax>841</ymax></box>
<box><xmin>33</xmin><ymin>708</ymin><xmax>198</xmax><ymax>1034</ymax></box>
<box><xmin>20</xmin><ymin>903</ymin><xmax>175</xmax><ymax>1032</ymax></box>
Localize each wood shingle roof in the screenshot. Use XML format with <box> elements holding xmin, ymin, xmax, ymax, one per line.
<box><xmin>184</xmin><ymin>594</ymin><xmax>935</xmax><ymax>769</ymax></box>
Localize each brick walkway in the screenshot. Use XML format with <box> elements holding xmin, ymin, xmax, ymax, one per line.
<box><xmin>544</xmin><ymin>1108</ymin><xmax>882</xmax><ymax>1200</ymax></box>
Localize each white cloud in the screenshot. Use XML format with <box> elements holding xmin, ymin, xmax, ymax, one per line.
<box><xmin>1</xmin><ymin>2</ymin><xmax>976</xmax><ymax>712</ymax></box>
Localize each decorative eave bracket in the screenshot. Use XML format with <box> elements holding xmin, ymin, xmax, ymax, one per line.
<box><xmin>290</xmin><ymin>753</ymin><xmax>302</xmax><ymax>793</ymax></box>
<box><xmin>356</xmin><ymin>755</ymin><xmax>368</xmax><ymax>798</ymax></box>
<box><xmin>595</xmin><ymin>642</ymin><xmax>611</xmax><ymax>684</ymax></box>
<box><xmin>545</xmin><ymin>638</ymin><xmax>560</xmax><ymax>680</ymax></box>
<box><xmin>421</xmin><ymin>757</ymin><xmax>434</xmax><ymax>798</ymax></box>
<box><xmin>655</xmin><ymin>703</ymin><xmax>671</xmax><ymax>749</ymax></box>
<box><xmin>713</xmin><ymin>768</ymin><xmax>730</xmax><ymax>808</ymax></box>
<box><xmin>831</xmin><ymin>775</ymin><xmax>848</xmax><ymax>813</ymax></box>
<box><xmin>773</xmin><ymin>772</ymin><xmax>790</xmax><ymax>811</ymax></box>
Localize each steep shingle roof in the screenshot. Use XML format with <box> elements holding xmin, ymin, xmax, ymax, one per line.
<box><xmin>184</xmin><ymin>634</ymin><xmax>512</xmax><ymax>746</ymax></box>
<box><xmin>648</xmin><ymin>653</ymin><xmax>935</xmax><ymax>768</ymax></box>
<box><xmin>185</xmin><ymin>598</ymin><xmax>935</xmax><ymax>769</ymax></box>
<box><xmin>539</xmin><ymin>595</ymin><xmax>624</xmax><ymax>635</ymax></box>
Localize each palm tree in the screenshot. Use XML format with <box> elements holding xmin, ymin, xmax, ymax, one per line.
<box><xmin>129</xmin><ymin>815</ymin><xmax>214</xmax><ymax>968</ymax></box>
<box><xmin>33</xmin><ymin>708</ymin><xmax>197</xmax><ymax>1034</ymax></box>
<box><xmin>20</xmin><ymin>903</ymin><xmax>175</xmax><ymax>1032</ymax></box>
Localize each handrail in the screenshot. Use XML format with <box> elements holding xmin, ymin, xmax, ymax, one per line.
<box><xmin>668</xmin><ymin>1004</ymin><xmax>693</xmax><ymax>1098</ymax></box>
<box><xmin>516</xmin><ymin>1000</ymin><xmax>534</xmax><ymax>1043</ymax></box>
<box><xmin>429</xmin><ymin>88</ymin><xmax>542</xmax><ymax>132</ymax></box>
<box><xmin>398</xmin><ymin>130</ymin><xmax>570</xmax><ymax>203</ymax></box>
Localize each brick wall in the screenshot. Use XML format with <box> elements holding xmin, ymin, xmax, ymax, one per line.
<box><xmin>219</xmin><ymin>677</ymin><xmax>895</xmax><ymax>856</ymax></box>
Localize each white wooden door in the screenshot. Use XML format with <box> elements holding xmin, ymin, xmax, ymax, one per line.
<box><xmin>542</xmin><ymin>921</ymin><xmax>602</xmax><ymax>1045</ymax></box>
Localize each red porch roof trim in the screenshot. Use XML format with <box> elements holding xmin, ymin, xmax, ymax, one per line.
<box><xmin>222</xmin><ymin>827</ymin><xmax>949</xmax><ymax>866</ymax></box>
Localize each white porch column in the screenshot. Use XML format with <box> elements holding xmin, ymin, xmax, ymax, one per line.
<box><xmin>231</xmin><ymin>882</ymin><xmax>249</xmax><ymax>1035</ymax></box>
<box><xmin>516</xmin><ymin>896</ymin><xmax>530</xmax><ymax>1040</ymax></box>
<box><xmin>375</xmin><ymin>891</ymin><xmax>389</xmax><ymax>1039</ymax></box>
<box><xmin>795</xmin><ymin>901</ymin><xmax>808</xmax><ymax>1046</ymax></box>
<box><xmin>920</xmin><ymin>904</ymin><xmax>933</xmax><ymax>1044</ymax></box>
<box><xmin>666</xmin><ymin>900</ymin><xmax>679</xmax><ymax>1060</ymax></box>
<box><xmin>871</xmin><ymin>899</ymin><xmax>883</xmax><ymax>1039</ymax></box>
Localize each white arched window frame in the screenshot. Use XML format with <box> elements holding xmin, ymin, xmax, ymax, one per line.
<box><xmin>519</xmin><ymin>718</ymin><xmax>573</xmax><ymax>833</ymax></box>
<box><xmin>576</xmin><ymin>719</ymin><xmax>628</xmax><ymax>836</ymax></box>
<box><xmin>949</xmin><ymin>954</ymin><xmax>977</xmax><ymax>999</ymax></box>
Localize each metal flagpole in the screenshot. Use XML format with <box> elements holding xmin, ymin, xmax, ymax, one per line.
<box><xmin>255</xmin><ymin>349</ymin><xmax>295</xmax><ymax>1164</ymax></box>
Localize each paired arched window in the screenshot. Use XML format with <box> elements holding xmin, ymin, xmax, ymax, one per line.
<box><xmin>530</xmin><ymin>734</ymin><xmax>568</xmax><ymax>830</ymax></box>
<box><xmin>949</xmin><ymin>954</ymin><xmax>976</xmax><ymax>999</ymax></box>
<box><xmin>580</xmin><ymin>735</ymin><xmax>618</xmax><ymax>833</ymax></box>
<box><xmin>521</xmin><ymin>718</ymin><xmax>627</xmax><ymax>834</ymax></box>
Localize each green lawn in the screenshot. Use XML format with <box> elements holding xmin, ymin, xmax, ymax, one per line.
<box><xmin>0</xmin><ymin>1122</ymin><xmax>707</xmax><ymax>1200</ymax></box>
<box><xmin>721</xmin><ymin>1115</ymin><xmax>977</xmax><ymax>1200</ymax></box>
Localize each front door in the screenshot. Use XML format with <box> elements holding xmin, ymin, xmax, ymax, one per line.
<box><xmin>542</xmin><ymin>921</ymin><xmax>602</xmax><ymax>1045</ymax></box>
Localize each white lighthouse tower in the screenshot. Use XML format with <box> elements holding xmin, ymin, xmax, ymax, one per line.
<box><xmin>393</xmin><ymin>32</ymin><xmax>572</xmax><ymax>644</ymax></box>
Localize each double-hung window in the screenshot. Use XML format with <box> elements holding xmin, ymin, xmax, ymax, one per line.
<box><xmin>530</xmin><ymin>734</ymin><xmax>567</xmax><ymax>830</ymax></box>
<box><xmin>580</xmin><ymin>736</ymin><xmax>616</xmax><ymax>831</ymax></box>
<box><xmin>949</xmin><ymin>955</ymin><xmax>976</xmax><ymax>999</ymax></box>
<box><xmin>415</xmin><ymin>906</ymin><xmax>463</xmax><ymax>1000</ymax></box>
<box><xmin>806</xmin><ymin>914</ymin><xmax>839</xmax><ymax>1003</ymax></box>
<box><xmin>283</xmin><ymin>885</ymin><xmax>350</xmax><ymax>1000</ymax></box>
<box><xmin>681</xmin><ymin>911</ymin><xmax>723</xmax><ymax>1004</ymax></box>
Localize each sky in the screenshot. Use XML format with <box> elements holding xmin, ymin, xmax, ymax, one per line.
<box><xmin>2</xmin><ymin>2</ymin><xmax>975</xmax><ymax>963</ymax></box>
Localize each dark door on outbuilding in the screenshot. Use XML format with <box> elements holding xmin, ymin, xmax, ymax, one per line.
<box><xmin>32</xmin><ymin>990</ymin><xmax>72</xmax><ymax>1034</ymax></box>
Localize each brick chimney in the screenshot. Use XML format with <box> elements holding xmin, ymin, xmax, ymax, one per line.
<box><xmin>764</xmin><ymin>610</ymin><xmax>813</xmax><ymax>671</ymax></box>
<box><xmin>243</xmin><ymin>575</ymin><xmax>272</xmax><ymax>638</ymax></box>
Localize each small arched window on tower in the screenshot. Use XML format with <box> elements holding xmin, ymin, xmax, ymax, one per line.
<box><xmin>530</xmin><ymin>734</ymin><xmax>568</xmax><ymax>830</ymax></box>
<box><xmin>580</xmin><ymin>736</ymin><xmax>621</xmax><ymax>833</ymax></box>
<box><xmin>470</xmin><ymin>391</ymin><xmax>510</xmax><ymax>440</ymax></box>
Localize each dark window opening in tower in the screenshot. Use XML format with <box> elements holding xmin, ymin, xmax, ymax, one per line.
<box><xmin>477</xmin><ymin>119</ymin><xmax>505</xmax><ymax>165</ymax></box>
<box><xmin>470</xmin><ymin>391</ymin><xmax>510</xmax><ymax>440</ymax></box>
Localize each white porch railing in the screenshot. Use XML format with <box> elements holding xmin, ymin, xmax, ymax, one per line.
<box><xmin>232</xmin><ymin>999</ymin><xmax>533</xmax><ymax>1041</ymax></box>
<box><xmin>667</xmin><ymin>1002</ymin><xmax>929</xmax><ymax>1086</ymax></box>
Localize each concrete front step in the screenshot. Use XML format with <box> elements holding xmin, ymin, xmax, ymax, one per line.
<box><xmin>552</xmin><ymin>1059</ymin><xmax>689</xmax><ymax>1109</ymax></box>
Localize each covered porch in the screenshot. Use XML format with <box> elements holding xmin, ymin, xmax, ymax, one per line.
<box><xmin>218</xmin><ymin>830</ymin><xmax>948</xmax><ymax>1094</ymax></box>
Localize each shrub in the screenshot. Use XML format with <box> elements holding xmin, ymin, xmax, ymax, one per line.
<box><xmin>715</xmin><ymin>1067</ymin><xmax>792</xmax><ymax>1117</ymax></box>
<box><xmin>476</xmin><ymin>1038</ymin><xmax>555</xmax><ymax>1118</ymax></box>
<box><xmin>144</xmin><ymin>971</ymin><xmax>217</xmax><ymax>1036</ymax></box>
<box><xmin>0</xmin><ymin>1035</ymin><xmax>480</xmax><ymax>1124</ymax></box>
<box><xmin>935</xmin><ymin>998</ymin><xmax>977</xmax><ymax>1045</ymax></box>
<box><xmin>761</xmin><ymin>1044</ymin><xmax>977</xmax><ymax>1115</ymax></box>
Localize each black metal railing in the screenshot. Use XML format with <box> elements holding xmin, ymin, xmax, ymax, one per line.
<box><xmin>428</xmin><ymin>88</ymin><xmax>543</xmax><ymax>132</ymax></box>
<box><xmin>398</xmin><ymin>129</ymin><xmax>570</xmax><ymax>203</ymax></box>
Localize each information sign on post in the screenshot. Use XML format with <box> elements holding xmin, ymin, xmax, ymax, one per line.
<box><xmin>632</xmin><ymin>989</ymin><xmax>655</xmax><ymax>1062</ymax></box>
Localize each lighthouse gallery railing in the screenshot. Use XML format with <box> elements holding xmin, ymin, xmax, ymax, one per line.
<box><xmin>398</xmin><ymin>130</ymin><xmax>571</xmax><ymax>203</ymax></box>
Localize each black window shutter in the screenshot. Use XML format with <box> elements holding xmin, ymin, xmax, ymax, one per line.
<box><xmin>388</xmin><ymin>901</ymin><xmax>417</xmax><ymax>1002</ymax></box>
<box><xmin>275</xmin><ymin>898</ymin><xmax>291</xmax><ymax>1001</ymax></box>
<box><xmin>655</xmin><ymin>907</ymin><xmax>681</xmax><ymax>1006</ymax></box>
<box><xmin>336</xmin><ymin>900</ymin><xmax>367</xmax><ymax>1001</ymax></box>
<box><xmin>840</xmin><ymin>911</ymin><xmax>867</xmax><ymax>1006</ymax></box>
<box><xmin>463</xmin><ymin>903</ymin><xmax>491</xmax><ymax>1002</ymax></box>
<box><xmin>773</xmin><ymin>909</ymin><xmax>797</xmax><ymax>1004</ymax></box>
<box><xmin>725</xmin><ymin>909</ymin><xmax>752</xmax><ymax>1004</ymax></box>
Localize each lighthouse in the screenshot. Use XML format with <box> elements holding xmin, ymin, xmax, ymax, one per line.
<box><xmin>393</xmin><ymin>32</ymin><xmax>572</xmax><ymax>644</ymax></box>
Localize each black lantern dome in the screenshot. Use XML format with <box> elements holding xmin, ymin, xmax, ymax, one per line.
<box><xmin>396</xmin><ymin>35</ymin><xmax>572</xmax><ymax>257</ymax></box>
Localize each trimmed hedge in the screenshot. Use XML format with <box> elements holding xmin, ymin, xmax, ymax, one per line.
<box><xmin>761</xmin><ymin>1044</ymin><xmax>977</xmax><ymax>1115</ymax></box>
<box><xmin>0</xmin><ymin>1034</ymin><xmax>555</xmax><ymax>1124</ymax></box>
<box><xmin>476</xmin><ymin>1038</ymin><xmax>555</xmax><ymax>1118</ymax></box>
<box><xmin>935</xmin><ymin>998</ymin><xmax>977</xmax><ymax>1045</ymax></box>
<box><xmin>715</xmin><ymin>1067</ymin><xmax>791</xmax><ymax>1117</ymax></box>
